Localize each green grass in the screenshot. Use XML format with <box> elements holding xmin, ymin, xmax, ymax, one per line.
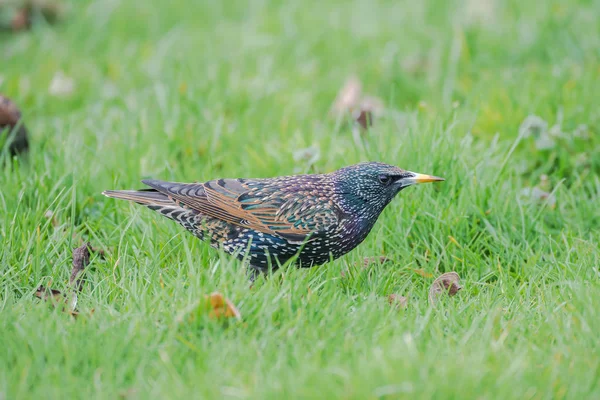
<box><xmin>1</xmin><ymin>0</ymin><xmax>600</xmax><ymax>398</ymax></box>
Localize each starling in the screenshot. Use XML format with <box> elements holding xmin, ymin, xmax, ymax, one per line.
<box><xmin>103</xmin><ymin>162</ymin><xmax>443</xmax><ymax>278</ymax></box>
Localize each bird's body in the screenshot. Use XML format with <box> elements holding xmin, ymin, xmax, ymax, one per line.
<box><xmin>103</xmin><ymin>162</ymin><xmax>443</xmax><ymax>277</ymax></box>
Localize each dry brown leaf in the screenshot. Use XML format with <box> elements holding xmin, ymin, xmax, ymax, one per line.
<box><xmin>34</xmin><ymin>285</ymin><xmax>86</xmax><ymax>317</ymax></box>
<box><xmin>388</xmin><ymin>294</ymin><xmax>408</xmax><ymax>309</ymax></box>
<box><xmin>331</xmin><ymin>76</ymin><xmax>384</xmax><ymax>130</ymax></box>
<box><xmin>413</xmin><ymin>268</ymin><xmax>434</xmax><ymax>278</ymax></box>
<box><xmin>331</xmin><ymin>76</ymin><xmax>362</xmax><ymax>115</ymax></box>
<box><xmin>10</xmin><ymin>7</ymin><xmax>30</xmax><ymax>30</ymax></box>
<box><xmin>34</xmin><ymin>242</ymin><xmax>93</xmax><ymax>317</ymax></box>
<box><xmin>354</xmin><ymin>109</ymin><xmax>373</xmax><ymax>130</ymax></box>
<box><xmin>354</xmin><ymin>96</ymin><xmax>385</xmax><ymax>130</ymax></box>
<box><xmin>428</xmin><ymin>271</ymin><xmax>462</xmax><ymax>306</ymax></box>
<box><xmin>0</xmin><ymin>93</ymin><xmax>29</xmax><ymax>155</ymax></box>
<box><xmin>35</xmin><ymin>285</ymin><xmax>64</xmax><ymax>303</ymax></box>
<box><xmin>3</xmin><ymin>1</ymin><xmax>64</xmax><ymax>31</ymax></box>
<box><xmin>205</xmin><ymin>292</ymin><xmax>241</xmax><ymax>320</ymax></box>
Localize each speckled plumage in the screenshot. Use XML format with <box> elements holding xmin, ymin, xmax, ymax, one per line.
<box><xmin>103</xmin><ymin>162</ymin><xmax>443</xmax><ymax>278</ymax></box>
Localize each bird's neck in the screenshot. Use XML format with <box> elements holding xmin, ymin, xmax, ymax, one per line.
<box><xmin>334</xmin><ymin>207</ymin><xmax>384</xmax><ymax>256</ymax></box>
<box><xmin>332</xmin><ymin>189</ymin><xmax>391</xmax><ymax>250</ymax></box>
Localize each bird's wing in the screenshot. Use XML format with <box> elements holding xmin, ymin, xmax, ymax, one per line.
<box><xmin>142</xmin><ymin>177</ymin><xmax>342</xmax><ymax>243</ymax></box>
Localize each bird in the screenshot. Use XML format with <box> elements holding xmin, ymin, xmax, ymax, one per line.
<box><xmin>103</xmin><ymin>162</ymin><xmax>443</xmax><ymax>279</ymax></box>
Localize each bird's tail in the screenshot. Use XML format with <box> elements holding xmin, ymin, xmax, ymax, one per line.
<box><xmin>103</xmin><ymin>187</ymin><xmax>201</xmax><ymax>238</ymax></box>
<box><xmin>102</xmin><ymin>188</ymin><xmax>174</xmax><ymax>207</ymax></box>
<box><xmin>102</xmin><ymin>187</ymin><xmax>183</xmax><ymax>217</ymax></box>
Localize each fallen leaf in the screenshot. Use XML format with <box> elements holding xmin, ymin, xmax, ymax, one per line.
<box><xmin>331</xmin><ymin>76</ymin><xmax>362</xmax><ymax>115</ymax></box>
<box><xmin>428</xmin><ymin>272</ymin><xmax>462</xmax><ymax>306</ymax></box>
<box><xmin>0</xmin><ymin>93</ymin><xmax>29</xmax><ymax>155</ymax></box>
<box><xmin>35</xmin><ymin>285</ymin><xmax>64</xmax><ymax>303</ymax></box>
<box><xmin>34</xmin><ymin>285</ymin><xmax>82</xmax><ymax>317</ymax></box>
<box><xmin>205</xmin><ymin>292</ymin><xmax>241</xmax><ymax>320</ymax></box>
<box><xmin>3</xmin><ymin>0</ymin><xmax>64</xmax><ymax>31</ymax></box>
<box><xmin>355</xmin><ymin>109</ymin><xmax>373</xmax><ymax>130</ymax></box>
<box><xmin>34</xmin><ymin>242</ymin><xmax>93</xmax><ymax>317</ymax></box>
<box><xmin>330</xmin><ymin>76</ymin><xmax>385</xmax><ymax>130</ymax></box>
<box><xmin>388</xmin><ymin>294</ymin><xmax>408</xmax><ymax>309</ymax></box>
<box><xmin>178</xmin><ymin>292</ymin><xmax>241</xmax><ymax>325</ymax></box>
<box><xmin>413</xmin><ymin>268</ymin><xmax>433</xmax><ymax>278</ymax></box>
<box><xmin>10</xmin><ymin>7</ymin><xmax>30</xmax><ymax>31</ymax></box>
<box><xmin>354</xmin><ymin>95</ymin><xmax>385</xmax><ymax>130</ymax></box>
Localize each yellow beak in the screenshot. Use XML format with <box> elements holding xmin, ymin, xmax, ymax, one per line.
<box><xmin>405</xmin><ymin>172</ymin><xmax>445</xmax><ymax>184</ymax></box>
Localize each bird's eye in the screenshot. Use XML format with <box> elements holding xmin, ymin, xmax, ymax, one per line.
<box><xmin>378</xmin><ymin>174</ymin><xmax>391</xmax><ymax>185</ymax></box>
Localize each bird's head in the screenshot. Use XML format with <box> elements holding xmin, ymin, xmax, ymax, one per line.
<box><xmin>333</xmin><ymin>162</ymin><xmax>444</xmax><ymax>216</ymax></box>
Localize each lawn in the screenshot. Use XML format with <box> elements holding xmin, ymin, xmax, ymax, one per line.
<box><xmin>1</xmin><ymin>0</ymin><xmax>599</xmax><ymax>398</ymax></box>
